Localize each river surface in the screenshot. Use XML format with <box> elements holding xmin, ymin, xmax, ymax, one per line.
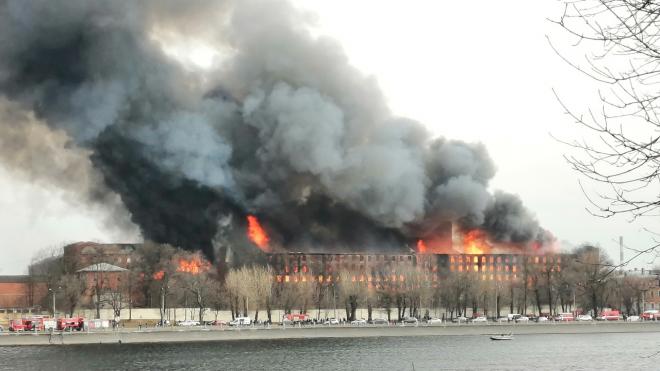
<box><xmin>1</xmin><ymin>332</ymin><xmax>659</xmax><ymax>370</ymax></box>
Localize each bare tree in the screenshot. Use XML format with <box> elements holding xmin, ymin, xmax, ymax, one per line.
<box><xmin>224</xmin><ymin>268</ymin><xmax>244</xmax><ymax>319</ymax></box>
<box><xmin>147</xmin><ymin>245</ymin><xmax>178</xmax><ymax>325</ymax></box>
<box><xmin>337</xmin><ymin>270</ymin><xmax>364</xmax><ymax>321</ymax></box>
<box><xmin>550</xmin><ymin>1</ymin><xmax>660</xmax><ymax>231</ymax></box>
<box><xmin>174</xmin><ymin>252</ymin><xmax>216</xmax><ymax>323</ymax></box>
<box><xmin>240</xmin><ymin>265</ymin><xmax>274</xmax><ymax>322</ymax></box>
<box><xmin>377</xmin><ymin>289</ymin><xmax>394</xmax><ymax>322</ymax></box>
<box><xmin>56</xmin><ymin>274</ymin><xmax>85</xmax><ymax>317</ymax></box>
<box><xmin>570</xmin><ymin>245</ymin><xmax>614</xmax><ymax>315</ymax></box>
<box><xmin>28</xmin><ymin>246</ymin><xmax>65</xmax><ymax>310</ymax></box>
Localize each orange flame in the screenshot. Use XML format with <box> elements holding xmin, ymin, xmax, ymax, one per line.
<box><xmin>176</xmin><ymin>256</ymin><xmax>211</xmax><ymax>275</ymax></box>
<box><xmin>247</xmin><ymin>215</ymin><xmax>271</xmax><ymax>252</ymax></box>
<box><xmin>417</xmin><ymin>240</ymin><xmax>428</xmax><ymax>253</ymax></box>
<box><xmin>153</xmin><ymin>270</ymin><xmax>165</xmax><ymax>280</ymax></box>
<box><xmin>463</xmin><ymin>229</ymin><xmax>490</xmax><ymax>254</ymax></box>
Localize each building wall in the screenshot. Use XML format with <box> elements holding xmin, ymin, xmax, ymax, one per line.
<box><xmin>267</xmin><ymin>252</ymin><xmax>562</xmax><ymax>288</ymax></box>
<box><xmin>644</xmin><ymin>282</ymin><xmax>660</xmax><ymax>311</ymax></box>
<box><xmin>63</xmin><ymin>242</ymin><xmax>137</xmax><ymax>271</ymax></box>
<box><xmin>0</xmin><ymin>278</ymin><xmax>48</xmax><ymax>309</ymax></box>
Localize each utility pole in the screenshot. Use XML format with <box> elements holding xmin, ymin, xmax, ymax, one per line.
<box><xmin>49</xmin><ymin>287</ymin><xmax>60</xmax><ymax>317</ymax></box>
<box><xmin>127</xmin><ymin>257</ymin><xmax>132</xmax><ymax>321</ymax></box>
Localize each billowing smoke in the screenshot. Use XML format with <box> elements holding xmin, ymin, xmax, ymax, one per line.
<box><xmin>0</xmin><ymin>0</ymin><xmax>552</xmax><ymax>260</ymax></box>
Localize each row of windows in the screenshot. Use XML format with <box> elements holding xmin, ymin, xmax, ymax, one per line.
<box><xmin>271</xmin><ymin>254</ymin><xmax>561</xmax><ymax>264</ymax></box>
<box><xmin>274</xmin><ymin>273</ymin><xmax>521</xmax><ymax>284</ymax></box>
<box><xmin>271</xmin><ymin>254</ymin><xmax>415</xmax><ymax>264</ymax></box>
<box><xmin>450</xmin><ymin>265</ymin><xmax>519</xmax><ymax>273</ymax></box>
<box><xmin>449</xmin><ymin>255</ymin><xmax>561</xmax><ymax>264</ymax></box>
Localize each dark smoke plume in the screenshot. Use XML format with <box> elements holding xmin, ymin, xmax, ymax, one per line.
<box><xmin>0</xmin><ymin>0</ymin><xmax>552</xmax><ymax>260</ymax></box>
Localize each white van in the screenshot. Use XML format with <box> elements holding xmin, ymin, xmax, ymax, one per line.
<box><xmin>229</xmin><ymin>317</ymin><xmax>252</xmax><ymax>326</ymax></box>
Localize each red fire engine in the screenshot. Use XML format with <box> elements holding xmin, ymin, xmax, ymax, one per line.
<box><xmin>8</xmin><ymin>319</ymin><xmax>27</xmax><ymax>332</ymax></box>
<box><xmin>283</xmin><ymin>313</ymin><xmax>309</xmax><ymax>323</ymax></box>
<box><xmin>597</xmin><ymin>310</ymin><xmax>621</xmax><ymax>321</ymax></box>
<box><xmin>57</xmin><ymin>317</ymin><xmax>85</xmax><ymax>331</ymax></box>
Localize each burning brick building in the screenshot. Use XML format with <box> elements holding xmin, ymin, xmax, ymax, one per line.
<box><xmin>260</xmin><ymin>220</ymin><xmax>563</xmax><ymax>288</ymax></box>
<box><xmin>266</xmin><ymin>252</ymin><xmax>563</xmax><ymax>288</ymax></box>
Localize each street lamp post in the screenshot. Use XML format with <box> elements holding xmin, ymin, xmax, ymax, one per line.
<box><xmin>48</xmin><ymin>286</ymin><xmax>61</xmax><ymax>317</ymax></box>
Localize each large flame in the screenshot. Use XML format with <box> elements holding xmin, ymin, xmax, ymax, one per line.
<box><xmin>417</xmin><ymin>239</ymin><xmax>428</xmax><ymax>253</ymax></box>
<box><xmin>153</xmin><ymin>270</ymin><xmax>165</xmax><ymax>280</ymax></box>
<box><xmin>463</xmin><ymin>229</ymin><xmax>490</xmax><ymax>255</ymax></box>
<box><xmin>247</xmin><ymin>215</ymin><xmax>271</xmax><ymax>252</ymax></box>
<box><xmin>177</xmin><ymin>256</ymin><xmax>211</xmax><ymax>275</ymax></box>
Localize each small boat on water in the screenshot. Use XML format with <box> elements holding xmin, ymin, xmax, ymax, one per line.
<box><xmin>490</xmin><ymin>333</ymin><xmax>513</xmax><ymax>341</ymax></box>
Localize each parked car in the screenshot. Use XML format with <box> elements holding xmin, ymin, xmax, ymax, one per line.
<box><xmin>577</xmin><ymin>315</ymin><xmax>593</xmax><ymax>321</ymax></box>
<box><xmin>507</xmin><ymin>314</ymin><xmax>522</xmax><ymax>321</ymax></box>
<box><xmin>324</xmin><ymin>318</ymin><xmax>339</xmax><ymax>325</ymax></box>
<box><xmin>351</xmin><ymin>319</ymin><xmax>367</xmax><ymax>326</ymax></box>
<box><xmin>369</xmin><ymin>318</ymin><xmax>388</xmax><ymax>325</ymax></box>
<box><xmin>536</xmin><ymin>316</ymin><xmax>549</xmax><ymax>322</ymax></box>
<box><xmin>471</xmin><ymin>316</ymin><xmax>488</xmax><ymax>323</ymax></box>
<box><xmin>177</xmin><ymin>320</ymin><xmax>200</xmax><ymax>327</ymax></box>
<box><xmin>402</xmin><ymin>317</ymin><xmax>419</xmax><ymax>324</ymax></box>
<box><xmin>211</xmin><ymin>320</ymin><xmax>227</xmax><ymax>326</ymax></box>
<box><xmin>452</xmin><ymin>316</ymin><xmax>468</xmax><ymax>323</ymax></box>
<box><xmin>229</xmin><ymin>317</ymin><xmax>252</xmax><ymax>326</ymax></box>
<box><xmin>627</xmin><ymin>315</ymin><xmax>641</xmax><ymax>322</ymax></box>
<box><xmin>515</xmin><ymin>316</ymin><xmax>529</xmax><ymax>323</ymax></box>
<box><xmin>156</xmin><ymin>320</ymin><xmax>171</xmax><ymax>327</ymax></box>
<box><xmin>425</xmin><ymin>318</ymin><xmax>443</xmax><ymax>325</ymax></box>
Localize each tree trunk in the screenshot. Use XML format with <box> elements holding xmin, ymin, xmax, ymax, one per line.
<box><xmin>534</xmin><ymin>287</ymin><xmax>542</xmax><ymax>315</ymax></box>
<box><xmin>159</xmin><ymin>287</ymin><xmax>166</xmax><ymax>324</ymax></box>
<box><xmin>509</xmin><ymin>285</ymin><xmax>515</xmax><ymax>314</ymax></box>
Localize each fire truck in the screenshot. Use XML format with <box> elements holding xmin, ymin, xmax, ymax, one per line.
<box><xmin>9</xmin><ymin>317</ymin><xmax>57</xmax><ymax>332</ymax></box>
<box><xmin>283</xmin><ymin>313</ymin><xmax>309</xmax><ymax>323</ymax></box>
<box><xmin>597</xmin><ymin>310</ymin><xmax>621</xmax><ymax>321</ymax></box>
<box><xmin>8</xmin><ymin>319</ymin><xmax>27</xmax><ymax>332</ymax></box>
<box><xmin>57</xmin><ymin>317</ymin><xmax>85</xmax><ymax>331</ymax></box>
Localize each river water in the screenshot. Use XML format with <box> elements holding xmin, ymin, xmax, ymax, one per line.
<box><xmin>1</xmin><ymin>332</ymin><xmax>659</xmax><ymax>370</ymax></box>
